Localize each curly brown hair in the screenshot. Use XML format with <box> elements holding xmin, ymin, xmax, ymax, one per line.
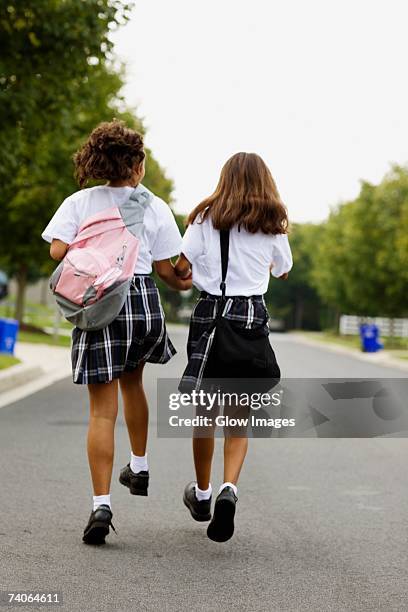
<box><xmin>73</xmin><ymin>120</ymin><xmax>145</xmax><ymax>188</ymax></box>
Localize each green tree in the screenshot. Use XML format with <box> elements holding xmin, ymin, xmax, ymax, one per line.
<box><xmin>266</xmin><ymin>223</ymin><xmax>326</xmax><ymax>330</ymax></box>
<box><xmin>366</xmin><ymin>166</ymin><xmax>408</xmax><ymax>317</ymax></box>
<box><xmin>0</xmin><ymin>1</ymin><xmax>174</xmax><ymax>323</ymax></box>
<box><xmin>312</xmin><ymin>166</ymin><xmax>408</xmax><ymax>323</ymax></box>
<box><xmin>0</xmin><ymin>0</ymin><xmax>133</xmax><ymax>181</ymax></box>
<box><xmin>311</xmin><ymin>202</ymin><xmax>355</xmax><ymax>318</ymax></box>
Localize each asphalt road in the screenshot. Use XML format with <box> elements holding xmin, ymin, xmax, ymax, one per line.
<box><xmin>1</xmin><ymin>329</ymin><xmax>407</xmax><ymax>612</ymax></box>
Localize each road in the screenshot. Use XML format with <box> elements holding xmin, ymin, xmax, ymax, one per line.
<box><xmin>1</xmin><ymin>329</ymin><xmax>407</xmax><ymax>612</ymax></box>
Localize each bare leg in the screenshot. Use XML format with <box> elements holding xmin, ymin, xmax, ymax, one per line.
<box><xmin>87</xmin><ymin>379</ymin><xmax>119</xmax><ymax>495</ymax></box>
<box><xmin>119</xmin><ymin>363</ymin><xmax>148</xmax><ymax>456</ymax></box>
<box><xmin>193</xmin><ymin>436</ymin><xmax>215</xmax><ymax>490</ymax></box>
<box><xmin>223</xmin><ymin>437</ymin><xmax>248</xmax><ymax>485</ymax></box>
<box><xmin>192</xmin><ymin>401</ymin><xmax>219</xmax><ymax>490</ymax></box>
<box><xmin>223</xmin><ymin>403</ymin><xmax>249</xmax><ymax>485</ymax></box>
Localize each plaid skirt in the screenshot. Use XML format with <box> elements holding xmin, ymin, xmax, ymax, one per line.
<box><xmin>71</xmin><ymin>275</ymin><xmax>176</xmax><ymax>385</ymax></box>
<box><xmin>180</xmin><ymin>292</ymin><xmax>269</xmax><ymax>392</ymax></box>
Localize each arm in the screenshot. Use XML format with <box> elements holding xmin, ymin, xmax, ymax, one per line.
<box><xmin>270</xmin><ymin>264</ymin><xmax>289</xmax><ymax>280</ymax></box>
<box><xmin>174</xmin><ymin>253</ymin><xmax>192</xmax><ymax>279</ymax></box>
<box><xmin>270</xmin><ymin>234</ymin><xmax>293</xmax><ymax>280</ymax></box>
<box><xmin>50</xmin><ymin>239</ymin><xmax>69</xmax><ymax>261</ymax></box>
<box><xmin>154</xmin><ymin>258</ymin><xmax>192</xmax><ymax>291</ymax></box>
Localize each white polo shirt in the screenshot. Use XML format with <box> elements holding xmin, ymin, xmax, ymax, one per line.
<box><xmin>41</xmin><ymin>185</ymin><xmax>183</xmax><ymax>274</ymax></box>
<box><xmin>181</xmin><ymin>214</ymin><xmax>293</xmax><ymax>296</ymax></box>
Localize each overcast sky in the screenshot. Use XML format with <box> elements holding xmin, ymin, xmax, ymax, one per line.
<box><xmin>112</xmin><ymin>0</ymin><xmax>408</xmax><ymax>223</ymax></box>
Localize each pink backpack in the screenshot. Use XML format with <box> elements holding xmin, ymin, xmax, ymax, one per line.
<box><xmin>49</xmin><ymin>185</ymin><xmax>152</xmax><ymax>330</ymax></box>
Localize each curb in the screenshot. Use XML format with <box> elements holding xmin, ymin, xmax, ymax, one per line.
<box><xmin>289</xmin><ymin>333</ymin><xmax>408</xmax><ymax>373</ymax></box>
<box><xmin>0</xmin><ymin>363</ymin><xmax>44</xmax><ymax>394</ymax></box>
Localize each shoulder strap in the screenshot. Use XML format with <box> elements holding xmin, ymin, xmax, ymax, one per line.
<box><xmin>120</xmin><ymin>184</ymin><xmax>153</xmax><ymax>239</ymax></box>
<box><xmin>219</xmin><ymin>229</ymin><xmax>230</xmax><ymax>299</ymax></box>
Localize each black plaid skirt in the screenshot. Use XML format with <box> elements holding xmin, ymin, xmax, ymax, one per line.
<box><xmin>71</xmin><ymin>275</ymin><xmax>176</xmax><ymax>384</ymax></box>
<box><xmin>180</xmin><ymin>292</ymin><xmax>270</xmax><ymax>392</ymax></box>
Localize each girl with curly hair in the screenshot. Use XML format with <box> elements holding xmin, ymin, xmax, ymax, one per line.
<box><xmin>42</xmin><ymin>120</ymin><xmax>191</xmax><ymax>544</ymax></box>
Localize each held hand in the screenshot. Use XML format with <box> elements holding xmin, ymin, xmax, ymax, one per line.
<box><xmin>174</xmin><ymin>266</ymin><xmax>192</xmax><ymax>280</ymax></box>
<box><xmin>154</xmin><ymin>258</ymin><xmax>193</xmax><ymax>291</ymax></box>
<box><xmin>174</xmin><ymin>254</ymin><xmax>192</xmax><ymax>279</ymax></box>
<box><xmin>176</xmin><ymin>276</ymin><xmax>193</xmax><ymax>291</ymax></box>
<box><xmin>179</xmin><ymin>270</ymin><xmax>192</xmax><ymax>281</ymax></box>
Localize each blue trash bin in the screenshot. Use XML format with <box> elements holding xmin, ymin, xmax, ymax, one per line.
<box><xmin>0</xmin><ymin>318</ymin><xmax>19</xmax><ymax>355</ymax></box>
<box><xmin>359</xmin><ymin>323</ymin><xmax>383</xmax><ymax>353</ymax></box>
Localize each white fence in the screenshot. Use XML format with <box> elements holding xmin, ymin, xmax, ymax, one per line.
<box><xmin>340</xmin><ymin>315</ymin><xmax>408</xmax><ymax>337</ymax></box>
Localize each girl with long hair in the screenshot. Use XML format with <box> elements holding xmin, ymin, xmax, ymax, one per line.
<box><xmin>175</xmin><ymin>152</ymin><xmax>292</xmax><ymax>542</ymax></box>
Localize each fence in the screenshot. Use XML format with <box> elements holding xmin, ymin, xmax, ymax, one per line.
<box><xmin>340</xmin><ymin>315</ymin><xmax>408</xmax><ymax>338</ymax></box>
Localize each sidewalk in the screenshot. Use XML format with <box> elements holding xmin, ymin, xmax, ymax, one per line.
<box><xmin>0</xmin><ymin>325</ymin><xmax>187</xmax><ymax>409</ymax></box>
<box><xmin>290</xmin><ymin>332</ymin><xmax>408</xmax><ymax>373</ymax></box>
<box><xmin>0</xmin><ymin>341</ymin><xmax>71</xmax><ymax>408</ymax></box>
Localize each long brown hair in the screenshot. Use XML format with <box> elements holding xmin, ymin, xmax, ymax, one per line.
<box><xmin>187</xmin><ymin>152</ymin><xmax>288</xmax><ymax>234</ymax></box>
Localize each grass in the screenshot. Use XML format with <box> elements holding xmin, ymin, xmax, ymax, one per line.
<box><xmin>0</xmin><ymin>299</ymin><xmax>73</xmax><ymax>330</ymax></box>
<box><xmin>0</xmin><ymin>353</ymin><xmax>21</xmax><ymax>370</ymax></box>
<box><xmin>389</xmin><ymin>351</ymin><xmax>408</xmax><ymax>361</ymax></box>
<box><xmin>297</xmin><ymin>331</ymin><xmax>361</xmax><ymax>350</ymax></box>
<box><xmin>1</xmin><ymin>297</ymin><xmax>72</xmax><ymax>347</ymax></box>
<box><xmin>296</xmin><ymin>330</ymin><xmax>408</xmax><ymax>360</ymax></box>
<box><xmin>17</xmin><ymin>330</ymin><xmax>71</xmax><ymax>348</ymax></box>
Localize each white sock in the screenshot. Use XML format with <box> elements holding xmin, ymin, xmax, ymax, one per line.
<box><xmin>219</xmin><ymin>482</ymin><xmax>238</xmax><ymax>497</ymax></box>
<box><xmin>130</xmin><ymin>452</ymin><xmax>148</xmax><ymax>474</ymax></box>
<box><xmin>93</xmin><ymin>494</ymin><xmax>111</xmax><ymax>511</ymax></box>
<box><xmin>195</xmin><ymin>483</ymin><xmax>212</xmax><ymax>501</ymax></box>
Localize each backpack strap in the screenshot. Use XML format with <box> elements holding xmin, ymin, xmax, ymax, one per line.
<box><xmin>219</xmin><ymin>229</ymin><xmax>230</xmax><ymax>312</ymax></box>
<box><xmin>119</xmin><ymin>184</ymin><xmax>153</xmax><ymax>239</ymax></box>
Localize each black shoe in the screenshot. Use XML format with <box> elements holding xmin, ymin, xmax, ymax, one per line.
<box><xmin>183</xmin><ymin>482</ymin><xmax>212</xmax><ymax>522</ymax></box>
<box><xmin>82</xmin><ymin>505</ymin><xmax>116</xmax><ymax>545</ymax></box>
<box><xmin>207</xmin><ymin>487</ymin><xmax>237</xmax><ymax>542</ymax></box>
<box><xmin>119</xmin><ymin>464</ymin><xmax>149</xmax><ymax>496</ymax></box>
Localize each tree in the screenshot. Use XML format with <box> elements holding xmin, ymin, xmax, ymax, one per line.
<box><xmin>0</xmin><ymin>1</ymin><xmax>174</xmax><ymax>323</ymax></box>
<box><xmin>312</xmin><ymin>166</ymin><xmax>408</xmax><ymax>323</ymax></box>
<box><xmin>311</xmin><ymin>202</ymin><xmax>356</xmax><ymax>318</ymax></box>
<box><xmin>0</xmin><ymin>1</ymin><xmax>133</xmax><ymax>179</ymax></box>
<box><xmin>366</xmin><ymin>166</ymin><xmax>408</xmax><ymax>317</ymax></box>
<box><xmin>266</xmin><ymin>223</ymin><xmax>326</xmax><ymax>330</ymax></box>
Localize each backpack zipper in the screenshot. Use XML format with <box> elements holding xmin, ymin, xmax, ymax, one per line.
<box><xmin>66</xmin><ymin>242</ymin><xmax>127</xmax><ymax>279</ymax></box>
<box><xmin>65</xmin><ymin>256</ymin><xmax>97</xmax><ymax>278</ymax></box>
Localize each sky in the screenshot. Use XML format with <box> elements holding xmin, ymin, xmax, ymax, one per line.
<box><xmin>112</xmin><ymin>0</ymin><xmax>408</xmax><ymax>223</ymax></box>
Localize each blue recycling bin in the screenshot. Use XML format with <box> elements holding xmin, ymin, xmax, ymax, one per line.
<box><xmin>359</xmin><ymin>323</ymin><xmax>383</xmax><ymax>353</ymax></box>
<box><xmin>0</xmin><ymin>317</ymin><xmax>19</xmax><ymax>355</ymax></box>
